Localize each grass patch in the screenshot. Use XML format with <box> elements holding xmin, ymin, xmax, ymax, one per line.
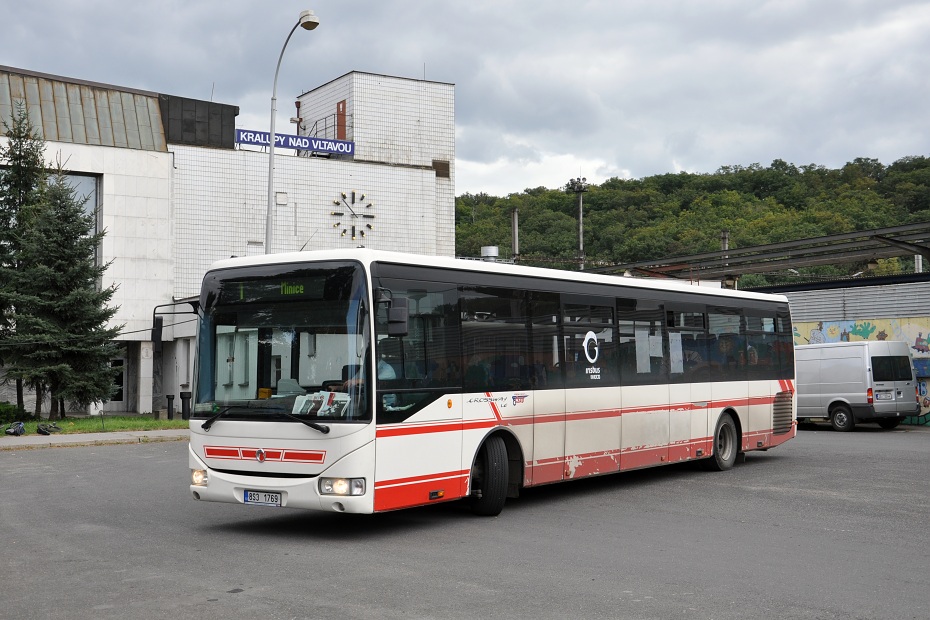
<box><xmin>21</xmin><ymin>416</ymin><xmax>189</xmax><ymax>435</ymax></box>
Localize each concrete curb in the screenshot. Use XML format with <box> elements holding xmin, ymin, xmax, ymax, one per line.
<box><xmin>0</xmin><ymin>430</ymin><xmax>189</xmax><ymax>451</ymax></box>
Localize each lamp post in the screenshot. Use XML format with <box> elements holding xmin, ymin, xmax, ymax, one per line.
<box><xmin>566</xmin><ymin>177</ymin><xmax>589</xmax><ymax>270</ymax></box>
<box><xmin>265</xmin><ymin>9</ymin><xmax>319</xmax><ymax>254</ymax></box>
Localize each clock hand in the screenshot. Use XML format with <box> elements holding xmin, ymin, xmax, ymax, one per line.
<box><xmin>340</xmin><ymin>192</ymin><xmax>359</xmax><ymax>218</ymax></box>
<box><xmin>341</xmin><ymin>199</ymin><xmax>358</xmax><ymax>217</ymax></box>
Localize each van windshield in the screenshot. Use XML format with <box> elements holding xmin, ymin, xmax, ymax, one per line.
<box><xmin>871</xmin><ymin>355</ymin><xmax>912</xmax><ymax>382</ymax></box>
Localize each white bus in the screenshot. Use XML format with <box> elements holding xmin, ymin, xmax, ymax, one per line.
<box><xmin>188</xmin><ymin>249</ymin><xmax>796</xmax><ymax>516</ymax></box>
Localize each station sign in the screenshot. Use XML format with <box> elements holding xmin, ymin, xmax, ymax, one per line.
<box><xmin>235</xmin><ymin>129</ymin><xmax>354</xmax><ymax>155</ymax></box>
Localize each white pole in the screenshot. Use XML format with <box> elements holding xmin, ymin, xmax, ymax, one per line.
<box><xmin>265</xmin><ymin>21</ymin><xmax>303</xmax><ymax>254</ymax></box>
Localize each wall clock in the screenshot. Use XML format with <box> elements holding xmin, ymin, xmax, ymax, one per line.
<box><xmin>331</xmin><ymin>191</ymin><xmax>375</xmax><ymax>241</ymax></box>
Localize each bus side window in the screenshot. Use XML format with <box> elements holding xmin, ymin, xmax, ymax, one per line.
<box><xmin>372</xmin><ymin>277</ymin><xmax>462</xmax><ymax>421</ymax></box>
<box><xmin>461</xmin><ymin>286</ymin><xmax>531</xmax><ymax>392</ymax></box>
<box><xmin>561</xmin><ymin>299</ymin><xmax>617</xmax><ymax>388</ymax></box>
<box><xmin>617</xmin><ymin>300</ymin><xmax>665</xmax><ymax>385</ymax></box>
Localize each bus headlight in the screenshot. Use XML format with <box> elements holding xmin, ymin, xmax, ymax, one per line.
<box><xmin>191</xmin><ymin>469</ymin><xmax>209</xmax><ymax>486</ymax></box>
<box><xmin>320</xmin><ymin>477</ymin><xmax>365</xmax><ymax>496</ymax></box>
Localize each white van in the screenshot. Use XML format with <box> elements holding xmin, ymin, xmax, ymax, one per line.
<box><xmin>795</xmin><ymin>340</ymin><xmax>920</xmax><ymax>431</ymax></box>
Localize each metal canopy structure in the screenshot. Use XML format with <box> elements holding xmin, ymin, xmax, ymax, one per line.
<box><xmin>590</xmin><ymin>221</ymin><xmax>930</xmax><ymax>281</ymax></box>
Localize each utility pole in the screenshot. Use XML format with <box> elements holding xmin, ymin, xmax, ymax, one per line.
<box><xmin>566</xmin><ymin>177</ymin><xmax>589</xmax><ymax>270</ymax></box>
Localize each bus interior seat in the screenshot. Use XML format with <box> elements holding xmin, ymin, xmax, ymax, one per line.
<box><xmin>276</xmin><ymin>378</ymin><xmax>306</xmax><ymax>395</ymax></box>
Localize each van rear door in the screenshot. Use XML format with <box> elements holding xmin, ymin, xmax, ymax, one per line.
<box><xmin>870</xmin><ymin>353</ymin><xmax>916</xmax><ymax>416</ymax></box>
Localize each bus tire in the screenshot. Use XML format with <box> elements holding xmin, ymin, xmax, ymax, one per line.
<box><xmin>878</xmin><ymin>419</ymin><xmax>901</xmax><ymax>430</ymax></box>
<box><xmin>702</xmin><ymin>413</ymin><xmax>738</xmax><ymax>471</ymax></box>
<box><xmin>830</xmin><ymin>405</ymin><xmax>855</xmax><ymax>432</ymax></box>
<box><xmin>470</xmin><ymin>435</ymin><xmax>508</xmax><ymax>516</ymax></box>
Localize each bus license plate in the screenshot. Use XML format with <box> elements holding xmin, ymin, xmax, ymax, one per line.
<box><xmin>244</xmin><ymin>490</ymin><xmax>282</xmax><ymax>506</ymax></box>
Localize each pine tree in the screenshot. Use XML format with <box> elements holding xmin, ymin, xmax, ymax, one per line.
<box><xmin>0</xmin><ymin>102</ymin><xmax>48</xmax><ymax>411</ymax></box>
<box><xmin>5</xmin><ymin>164</ymin><xmax>122</xmax><ymax>418</ymax></box>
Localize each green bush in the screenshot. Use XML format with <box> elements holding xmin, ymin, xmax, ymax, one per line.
<box><xmin>0</xmin><ymin>401</ymin><xmax>30</xmax><ymax>424</ymax></box>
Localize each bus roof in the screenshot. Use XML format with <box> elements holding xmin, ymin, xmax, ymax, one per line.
<box><xmin>205</xmin><ymin>249</ymin><xmax>788</xmax><ymax>304</ymax></box>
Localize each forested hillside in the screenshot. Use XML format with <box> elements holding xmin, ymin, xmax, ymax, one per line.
<box><xmin>455</xmin><ymin>156</ymin><xmax>930</xmax><ymax>286</ymax></box>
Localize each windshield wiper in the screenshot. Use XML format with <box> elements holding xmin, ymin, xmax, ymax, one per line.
<box><xmin>201</xmin><ymin>404</ymin><xmax>288</xmax><ymax>431</ymax></box>
<box><xmin>201</xmin><ymin>406</ymin><xmax>243</xmax><ymax>431</ymax></box>
<box><xmin>275</xmin><ymin>411</ymin><xmax>330</xmax><ymax>434</ymax></box>
<box><xmin>201</xmin><ymin>406</ymin><xmax>330</xmax><ymax>434</ymax></box>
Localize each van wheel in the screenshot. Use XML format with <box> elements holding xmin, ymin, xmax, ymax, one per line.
<box><xmin>702</xmin><ymin>413</ymin><xmax>738</xmax><ymax>471</ymax></box>
<box><xmin>830</xmin><ymin>405</ymin><xmax>855</xmax><ymax>432</ymax></box>
<box><xmin>878</xmin><ymin>419</ymin><xmax>901</xmax><ymax>430</ymax></box>
<box><xmin>470</xmin><ymin>435</ymin><xmax>508</xmax><ymax>516</ymax></box>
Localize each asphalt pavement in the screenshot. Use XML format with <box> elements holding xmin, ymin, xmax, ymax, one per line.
<box><xmin>0</xmin><ymin>427</ymin><xmax>189</xmax><ymax>450</ymax></box>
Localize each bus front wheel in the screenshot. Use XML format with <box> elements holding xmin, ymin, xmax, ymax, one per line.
<box><xmin>470</xmin><ymin>435</ymin><xmax>508</xmax><ymax>516</ymax></box>
<box><xmin>702</xmin><ymin>413</ymin><xmax>738</xmax><ymax>471</ymax></box>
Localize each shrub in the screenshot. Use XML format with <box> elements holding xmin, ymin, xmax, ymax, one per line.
<box><xmin>0</xmin><ymin>401</ymin><xmax>30</xmax><ymax>424</ymax></box>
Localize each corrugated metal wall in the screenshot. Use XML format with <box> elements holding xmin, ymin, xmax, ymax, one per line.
<box><xmin>786</xmin><ymin>281</ymin><xmax>930</xmax><ymax>321</ymax></box>
<box><xmin>0</xmin><ymin>67</ymin><xmax>166</xmax><ymax>152</ymax></box>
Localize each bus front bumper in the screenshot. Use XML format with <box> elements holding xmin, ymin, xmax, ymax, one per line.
<box><xmin>188</xmin><ymin>445</ymin><xmax>375</xmax><ymax>514</ymax></box>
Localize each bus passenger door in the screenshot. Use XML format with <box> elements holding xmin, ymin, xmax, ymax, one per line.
<box><xmin>561</xmin><ymin>297</ymin><xmax>622</xmax><ymax>480</ymax></box>
<box><xmin>371</xmin><ymin>280</ymin><xmax>466</xmax><ymax>511</ymax></box>
<box><xmin>528</xmin><ymin>292</ymin><xmax>565</xmax><ymax>486</ymax></box>
<box><xmin>667</xmin><ymin>310</ymin><xmax>711</xmax><ymax>462</ymax></box>
<box><xmin>617</xmin><ymin>300</ymin><xmax>669</xmax><ymax>470</ymax></box>
<box><xmin>707</xmin><ymin>310</ymin><xmax>749</xmax><ymax>449</ymax></box>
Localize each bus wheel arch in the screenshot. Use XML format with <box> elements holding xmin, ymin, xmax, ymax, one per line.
<box><xmin>469</xmin><ymin>430</ymin><xmax>523</xmax><ymax>516</ymax></box>
<box><xmin>702</xmin><ymin>410</ymin><xmax>740</xmax><ymax>471</ymax></box>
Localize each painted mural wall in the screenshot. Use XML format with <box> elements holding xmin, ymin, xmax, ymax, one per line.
<box><xmin>793</xmin><ymin>316</ymin><xmax>930</xmax><ymax>417</ymax></box>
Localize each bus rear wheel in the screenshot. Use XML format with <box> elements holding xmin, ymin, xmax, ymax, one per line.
<box><xmin>470</xmin><ymin>435</ymin><xmax>508</xmax><ymax>516</ymax></box>
<box><xmin>878</xmin><ymin>419</ymin><xmax>901</xmax><ymax>430</ymax></box>
<box><xmin>702</xmin><ymin>413</ymin><xmax>738</xmax><ymax>471</ymax></box>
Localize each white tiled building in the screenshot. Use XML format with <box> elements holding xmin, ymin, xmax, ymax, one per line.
<box><xmin>0</xmin><ymin>66</ymin><xmax>455</xmax><ymax>415</ymax></box>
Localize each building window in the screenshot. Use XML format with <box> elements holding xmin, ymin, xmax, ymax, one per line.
<box><xmin>432</xmin><ymin>160</ymin><xmax>450</xmax><ymax>178</ymax></box>
<box><xmin>111</xmin><ymin>359</ymin><xmax>125</xmax><ymax>402</ymax></box>
<box><xmin>63</xmin><ymin>173</ymin><xmax>99</xmax><ymax>232</ymax></box>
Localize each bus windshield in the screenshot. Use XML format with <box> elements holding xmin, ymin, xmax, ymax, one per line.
<box><xmin>193</xmin><ymin>262</ymin><xmax>373</xmax><ymax>423</ymax></box>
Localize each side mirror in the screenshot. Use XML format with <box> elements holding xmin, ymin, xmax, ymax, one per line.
<box><xmin>388</xmin><ymin>297</ymin><xmax>409</xmax><ymax>337</ymax></box>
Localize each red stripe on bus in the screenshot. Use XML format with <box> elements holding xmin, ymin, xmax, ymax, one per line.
<box><xmin>532</xmin><ymin>461</ymin><xmax>565</xmax><ymax>484</ymax></box>
<box><xmin>485</xmin><ymin>392</ymin><xmax>504</xmax><ymax>421</ymax></box>
<box><xmin>204</xmin><ymin>446</ymin><xmax>240</xmax><ymax>459</ymax></box>
<box><xmin>375</xmin><ymin>469</ymin><xmax>471</xmax><ymax>489</ymax></box>
<box><xmin>564</xmin><ymin>450</ymin><xmax>622</xmax><ymax>477</ymax></box>
<box><xmin>203</xmin><ymin>446</ymin><xmax>325</xmax><ymax>464</ymax></box>
<box><xmin>372</xmin><ymin>448</ymin><xmax>715</xmax><ymax>508</ymax></box>
<box><xmin>373</xmin><ymin>471</ymin><xmax>470</xmax><ymax>511</ymax></box>
<box><xmin>376</xmin><ymin>419</ymin><xmax>501</xmax><ymax>438</ymax></box>
<box><xmin>619</xmin><ymin>446</ymin><xmax>672</xmax><ymax>470</ymax></box>
<box><xmin>377</xmin><ymin>393</ymin><xmax>780</xmax><ymax>440</ymax></box>
<box><xmin>282</xmin><ymin>450</ymin><xmax>326</xmax><ymax>463</ymax></box>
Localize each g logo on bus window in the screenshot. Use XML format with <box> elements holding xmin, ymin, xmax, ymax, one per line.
<box><xmin>583</xmin><ymin>331</ymin><xmax>600</xmax><ymax>364</ymax></box>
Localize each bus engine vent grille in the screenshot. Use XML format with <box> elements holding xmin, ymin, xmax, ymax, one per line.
<box><xmin>773</xmin><ymin>391</ymin><xmax>794</xmax><ymax>435</ymax></box>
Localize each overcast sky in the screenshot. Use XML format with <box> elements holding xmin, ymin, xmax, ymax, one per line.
<box><xmin>5</xmin><ymin>1</ymin><xmax>929</xmax><ymax>196</ymax></box>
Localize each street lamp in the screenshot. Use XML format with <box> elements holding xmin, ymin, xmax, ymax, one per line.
<box><xmin>265</xmin><ymin>9</ymin><xmax>320</xmax><ymax>254</ymax></box>
<box><xmin>565</xmin><ymin>177</ymin><xmax>589</xmax><ymax>269</ymax></box>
